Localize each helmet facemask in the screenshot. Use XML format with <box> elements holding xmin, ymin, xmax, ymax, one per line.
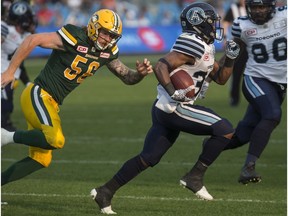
<box><xmin>191</xmin><ymin>10</ymin><xmax>224</xmax><ymax>44</ymax></box>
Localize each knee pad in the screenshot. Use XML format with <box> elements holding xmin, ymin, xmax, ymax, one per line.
<box><xmin>29</xmin><ymin>147</ymin><xmax>52</xmax><ymax>167</ymax></box>
<box><xmin>42</xmin><ymin>125</ymin><xmax>65</xmax><ymax>149</ymax></box>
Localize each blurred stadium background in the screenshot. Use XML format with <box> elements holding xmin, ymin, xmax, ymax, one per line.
<box><xmin>2</xmin><ymin>0</ymin><xmax>287</xmax><ymax>57</ymax></box>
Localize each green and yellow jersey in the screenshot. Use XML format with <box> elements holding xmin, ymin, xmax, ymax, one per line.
<box><xmin>34</xmin><ymin>24</ymin><xmax>119</xmax><ymax>105</ymax></box>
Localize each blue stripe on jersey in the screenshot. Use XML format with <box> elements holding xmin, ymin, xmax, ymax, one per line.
<box><xmin>173</xmin><ymin>36</ymin><xmax>205</xmax><ymax>59</ymax></box>
<box><xmin>1</xmin><ymin>24</ymin><xmax>9</xmax><ymax>38</ymax></box>
<box><xmin>244</xmin><ymin>75</ymin><xmax>265</xmax><ymax>98</ymax></box>
<box><xmin>231</xmin><ymin>22</ymin><xmax>241</xmax><ymax>38</ymax></box>
<box><xmin>175</xmin><ymin>103</ymin><xmax>221</xmax><ymax>126</ymax></box>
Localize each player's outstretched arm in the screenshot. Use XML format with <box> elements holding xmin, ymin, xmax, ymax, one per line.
<box><xmin>107</xmin><ymin>58</ymin><xmax>153</xmax><ymax>85</ymax></box>
<box><xmin>210</xmin><ymin>40</ymin><xmax>241</xmax><ymax>85</ymax></box>
<box><xmin>1</xmin><ymin>32</ymin><xmax>64</xmax><ymax>88</ymax></box>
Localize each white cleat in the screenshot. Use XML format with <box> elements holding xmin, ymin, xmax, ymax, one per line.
<box><xmin>90</xmin><ymin>188</ymin><xmax>116</xmax><ymax>215</ymax></box>
<box><xmin>180</xmin><ymin>180</ymin><xmax>214</xmax><ymax>201</ymax></box>
<box><xmin>90</xmin><ymin>188</ymin><xmax>97</xmax><ymax>199</ymax></box>
<box><xmin>1</xmin><ymin>128</ymin><xmax>15</xmax><ymax>147</ymax></box>
<box><xmin>195</xmin><ymin>186</ymin><xmax>213</xmax><ymax>201</ymax></box>
<box><xmin>100</xmin><ymin>206</ymin><xmax>117</xmax><ymax>215</ymax></box>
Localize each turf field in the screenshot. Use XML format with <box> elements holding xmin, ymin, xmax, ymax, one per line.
<box><xmin>1</xmin><ymin>55</ymin><xmax>287</xmax><ymax>216</ymax></box>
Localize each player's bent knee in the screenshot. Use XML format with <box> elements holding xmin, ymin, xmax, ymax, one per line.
<box><xmin>44</xmin><ymin>128</ymin><xmax>65</xmax><ymax>149</ymax></box>
<box><xmin>270</xmin><ymin>112</ymin><xmax>282</xmax><ymax>124</ymax></box>
<box><xmin>259</xmin><ymin>119</ymin><xmax>279</xmax><ymax>132</ymax></box>
<box><xmin>212</xmin><ymin>118</ymin><xmax>234</xmax><ymax>137</ymax></box>
<box><xmin>49</xmin><ymin>134</ymin><xmax>65</xmax><ymax>149</ymax></box>
<box><xmin>29</xmin><ymin>147</ymin><xmax>53</xmax><ymax>167</ymax></box>
<box><xmin>140</xmin><ymin>155</ymin><xmax>160</xmax><ymax>167</ymax></box>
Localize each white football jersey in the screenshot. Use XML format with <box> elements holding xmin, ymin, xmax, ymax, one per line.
<box><xmin>156</xmin><ymin>33</ymin><xmax>215</xmax><ymax>113</ymax></box>
<box><xmin>232</xmin><ymin>6</ymin><xmax>287</xmax><ymax>84</ymax></box>
<box><xmin>1</xmin><ymin>21</ymin><xmax>30</xmax><ymax>79</ymax></box>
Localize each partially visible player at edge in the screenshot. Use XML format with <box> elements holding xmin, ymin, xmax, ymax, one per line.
<box><xmin>1</xmin><ymin>9</ymin><xmax>153</xmax><ymax>186</ymax></box>
<box><xmin>90</xmin><ymin>2</ymin><xmax>241</xmax><ymax>214</ymax></box>
<box><xmin>1</xmin><ymin>1</ymin><xmax>37</xmax><ymax>131</ymax></box>
<box><xmin>224</xmin><ymin>0</ymin><xmax>287</xmax><ymax>184</ymax></box>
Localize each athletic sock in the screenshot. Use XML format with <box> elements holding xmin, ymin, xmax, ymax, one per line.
<box><xmin>14</xmin><ymin>129</ymin><xmax>55</xmax><ymax>149</ymax></box>
<box><xmin>245</xmin><ymin>153</ymin><xmax>258</xmax><ymax>165</ymax></box>
<box><xmin>1</xmin><ymin>157</ymin><xmax>44</xmax><ymax>186</ymax></box>
<box><xmin>199</xmin><ymin>136</ymin><xmax>230</xmax><ymax>166</ymax></box>
<box><xmin>105</xmin><ymin>155</ymin><xmax>148</xmax><ymax>194</ymax></box>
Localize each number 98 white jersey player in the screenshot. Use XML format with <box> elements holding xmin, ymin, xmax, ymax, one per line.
<box><xmin>224</xmin><ymin>0</ymin><xmax>287</xmax><ymax>185</ymax></box>
<box><xmin>232</xmin><ymin>2</ymin><xmax>287</xmax><ymax>83</ymax></box>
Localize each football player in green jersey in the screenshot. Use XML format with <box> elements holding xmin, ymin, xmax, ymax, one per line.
<box><xmin>1</xmin><ymin>9</ymin><xmax>153</xmax><ymax>186</ymax></box>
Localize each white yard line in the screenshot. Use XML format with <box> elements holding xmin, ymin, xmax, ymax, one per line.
<box><xmin>1</xmin><ymin>158</ymin><xmax>286</xmax><ymax>168</ymax></box>
<box><xmin>1</xmin><ymin>192</ymin><xmax>284</xmax><ymax>204</ymax></box>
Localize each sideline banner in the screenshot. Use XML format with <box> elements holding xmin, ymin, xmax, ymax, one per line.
<box><xmin>30</xmin><ymin>25</ymin><xmax>224</xmax><ymax>57</ymax></box>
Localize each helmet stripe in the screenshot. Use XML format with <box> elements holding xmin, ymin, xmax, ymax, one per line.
<box><xmin>112</xmin><ymin>11</ymin><xmax>119</xmax><ymax>32</ymax></box>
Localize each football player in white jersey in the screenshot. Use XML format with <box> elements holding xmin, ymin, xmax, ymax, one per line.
<box><xmin>1</xmin><ymin>1</ymin><xmax>37</xmax><ymax>131</ymax></box>
<box><xmin>90</xmin><ymin>2</ymin><xmax>241</xmax><ymax>214</ymax></box>
<box><xmin>224</xmin><ymin>0</ymin><xmax>287</xmax><ymax>184</ymax></box>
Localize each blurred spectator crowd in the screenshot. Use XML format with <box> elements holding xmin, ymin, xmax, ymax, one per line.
<box><xmin>2</xmin><ymin>0</ymin><xmax>287</xmax><ymax>28</ymax></box>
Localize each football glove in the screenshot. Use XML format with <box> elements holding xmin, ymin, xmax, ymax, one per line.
<box><xmin>171</xmin><ymin>86</ymin><xmax>193</xmax><ymax>102</ymax></box>
<box><xmin>225</xmin><ymin>40</ymin><xmax>240</xmax><ymax>59</ymax></box>
<box><xmin>198</xmin><ymin>81</ymin><xmax>210</xmax><ymax>99</ymax></box>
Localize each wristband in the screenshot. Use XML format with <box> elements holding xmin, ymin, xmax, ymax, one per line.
<box><xmin>164</xmin><ymin>82</ymin><xmax>175</xmax><ymax>96</ymax></box>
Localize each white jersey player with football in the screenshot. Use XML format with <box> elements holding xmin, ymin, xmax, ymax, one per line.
<box><xmin>155</xmin><ymin>33</ymin><xmax>215</xmax><ymax>112</ymax></box>
<box><xmin>91</xmin><ymin>2</ymin><xmax>241</xmax><ymax>214</ymax></box>
<box><xmin>224</xmin><ymin>0</ymin><xmax>287</xmax><ymax>185</ymax></box>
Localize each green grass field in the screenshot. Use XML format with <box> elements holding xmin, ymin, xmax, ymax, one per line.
<box><xmin>1</xmin><ymin>55</ymin><xmax>287</xmax><ymax>216</ymax></box>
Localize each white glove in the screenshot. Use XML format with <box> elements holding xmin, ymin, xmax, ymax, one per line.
<box><xmin>171</xmin><ymin>86</ymin><xmax>194</xmax><ymax>102</ymax></box>
<box><xmin>198</xmin><ymin>81</ymin><xmax>210</xmax><ymax>99</ymax></box>
<box><xmin>225</xmin><ymin>40</ymin><xmax>240</xmax><ymax>59</ymax></box>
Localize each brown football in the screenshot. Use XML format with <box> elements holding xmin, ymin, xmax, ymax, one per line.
<box><xmin>170</xmin><ymin>69</ymin><xmax>195</xmax><ymax>98</ymax></box>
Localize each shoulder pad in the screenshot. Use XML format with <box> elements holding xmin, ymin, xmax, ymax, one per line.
<box><xmin>57</xmin><ymin>24</ymin><xmax>78</xmax><ymax>46</ymax></box>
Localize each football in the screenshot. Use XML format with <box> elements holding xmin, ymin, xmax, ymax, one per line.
<box><xmin>170</xmin><ymin>68</ymin><xmax>195</xmax><ymax>98</ymax></box>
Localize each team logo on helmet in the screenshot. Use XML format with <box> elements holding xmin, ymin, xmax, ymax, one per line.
<box><xmin>186</xmin><ymin>7</ymin><xmax>206</xmax><ymax>25</ymax></box>
<box><xmin>12</xmin><ymin>3</ymin><xmax>28</xmax><ymax>16</ymax></box>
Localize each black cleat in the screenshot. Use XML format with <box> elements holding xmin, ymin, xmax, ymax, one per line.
<box><xmin>179</xmin><ymin>163</ymin><xmax>213</xmax><ymax>201</ymax></box>
<box><xmin>90</xmin><ymin>187</ymin><xmax>116</xmax><ymax>214</ymax></box>
<box><xmin>238</xmin><ymin>162</ymin><xmax>261</xmax><ymax>185</ymax></box>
